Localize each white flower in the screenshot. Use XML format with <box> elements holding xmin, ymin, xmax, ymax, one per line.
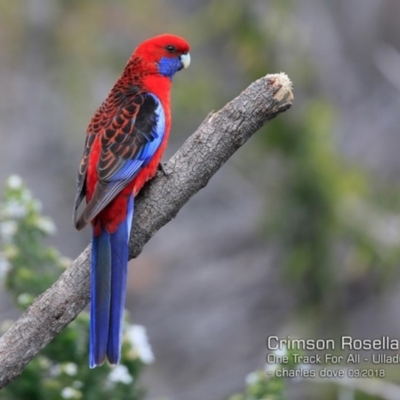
<box><xmin>293</xmin><ymin>363</ymin><xmax>311</xmax><ymax>382</ymax></box>
<box><xmin>298</xmin><ymin>363</ymin><xmax>311</xmax><ymax>370</ymax></box>
<box><xmin>0</xmin><ymin>221</ymin><xmax>17</xmax><ymax>239</ymax></box>
<box><xmin>62</xmin><ymin>362</ymin><xmax>78</xmax><ymax>376</ymax></box>
<box><xmin>265</xmin><ymin>362</ymin><xmax>279</xmax><ymax>374</ymax></box>
<box><xmin>125</xmin><ymin>324</ymin><xmax>155</xmax><ymax>364</ymax></box>
<box><xmin>59</xmin><ymin>256</ymin><xmax>72</xmax><ymax>270</ymax></box>
<box><xmin>49</xmin><ymin>364</ymin><xmax>61</xmax><ymax>377</ymax></box>
<box><xmin>35</xmin><ymin>216</ymin><xmax>56</xmax><ymax>234</ymax></box>
<box><xmin>72</xmin><ymin>381</ymin><xmax>83</xmax><ymax>389</ymax></box>
<box><xmin>17</xmin><ymin>293</ymin><xmax>32</xmax><ymax>307</ymax></box>
<box><xmin>245</xmin><ymin>372</ymin><xmax>259</xmax><ymax>385</ymax></box>
<box><xmin>274</xmin><ymin>345</ymin><xmax>287</xmax><ymax>358</ymax></box>
<box><xmin>0</xmin><ymin>255</ymin><xmax>10</xmax><ymax>279</ymax></box>
<box><xmin>61</xmin><ymin>387</ymin><xmax>82</xmax><ymax>399</ymax></box>
<box><xmin>7</xmin><ymin>175</ymin><xmax>23</xmax><ymax>189</ymax></box>
<box><xmin>108</xmin><ymin>365</ymin><xmax>133</xmax><ymax>385</ymax></box>
<box><xmin>3</xmin><ymin>244</ymin><xmax>18</xmax><ymax>258</ymax></box>
<box><xmin>2</xmin><ymin>201</ymin><xmax>28</xmax><ymax>219</ymax></box>
<box><xmin>37</xmin><ymin>357</ymin><xmax>51</xmax><ymax>369</ymax></box>
<box><xmin>20</xmin><ymin>189</ymin><xmax>33</xmax><ymax>204</ymax></box>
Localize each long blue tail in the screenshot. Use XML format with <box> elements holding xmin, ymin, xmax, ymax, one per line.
<box><xmin>89</xmin><ymin>196</ymin><xmax>134</xmax><ymax>368</ymax></box>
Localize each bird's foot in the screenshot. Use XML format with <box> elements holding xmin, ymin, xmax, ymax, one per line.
<box><xmin>158</xmin><ymin>162</ymin><xmax>170</xmax><ymax>177</ymax></box>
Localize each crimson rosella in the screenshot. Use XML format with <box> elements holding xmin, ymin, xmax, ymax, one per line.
<box><xmin>73</xmin><ymin>34</ymin><xmax>190</xmax><ymax>368</ymax></box>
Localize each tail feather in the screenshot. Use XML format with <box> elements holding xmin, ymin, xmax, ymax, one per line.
<box><xmin>107</xmin><ymin>195</ymin><xmax>134</xmax><ymax>363</ymax></box>
<box><xmin>89</xmin><ymin>229</ymin><xmax>112</xmax><ymax>368</ymax></box>
<box><xmin>90</xmin><ymin>195</ymin><xmax>134</xmax><ymax>367</ymax></box>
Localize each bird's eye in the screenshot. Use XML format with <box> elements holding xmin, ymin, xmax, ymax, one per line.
<box><xmin>165</xmin><ymin>45</ymin><xmax>176</xmax><ymax>53</ymax></box>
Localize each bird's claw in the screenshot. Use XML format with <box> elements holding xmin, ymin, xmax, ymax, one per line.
<box><xmin>158</xmin><ymin>162</ymin><xmax>170</xmax><ymax>177</ymax></box>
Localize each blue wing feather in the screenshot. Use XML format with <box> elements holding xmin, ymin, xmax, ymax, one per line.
<box><xmin>111</xmin><ymin>94</ymin><xmax>164</xmax><ymax>176</ymax></box>
<box><xmin>107</xmin><ymin>94</ymin><xmax>165</xmax><ymax>182</ymax></box>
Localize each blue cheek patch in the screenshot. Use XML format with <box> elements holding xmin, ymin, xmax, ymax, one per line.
<box><xmin>158</xmin><ymin>56</ymin><xmax>183</xmax><ymax>78</ymax></box>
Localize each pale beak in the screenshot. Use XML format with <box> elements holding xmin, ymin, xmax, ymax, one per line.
<box><xmin>180</xmin><ymin>52</ymin><xmax>191</xmax><ymax>69</ymax></box>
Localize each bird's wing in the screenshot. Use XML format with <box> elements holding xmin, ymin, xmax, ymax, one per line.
<box><xmin>73</xmin><ymin>132</ymin><xmax>96</xmax><ymax>226</ymax></box>
<box><xmin>75</xmin><ymin>90</ymin><xmax>165</xmax><ymax>229</ymax></box>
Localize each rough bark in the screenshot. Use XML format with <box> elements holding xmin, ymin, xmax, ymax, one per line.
<box><xmin>0</xmin><ymin>73</ymin><xmax>293</xmax><ymax>388</ymax></box>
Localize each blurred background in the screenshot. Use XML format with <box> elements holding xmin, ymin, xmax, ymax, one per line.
<box><xmin>1</xmin><ymin>0</ymin><xmax>400</xmax><ymax>399</ymax></box>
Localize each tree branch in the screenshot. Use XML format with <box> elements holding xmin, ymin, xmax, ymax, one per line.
<box><xmin>0</xmin><ymin>73</ymin><xmax>293</xmax><ymax>388</ymax></box>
